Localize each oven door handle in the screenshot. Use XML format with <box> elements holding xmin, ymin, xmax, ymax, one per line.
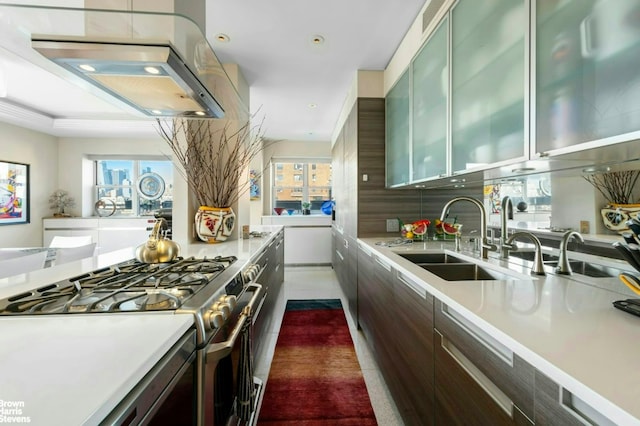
<box><xmin>206</xmin><ymin>284</ymin><xmax>264</xmax><ymax>361</ymax></box>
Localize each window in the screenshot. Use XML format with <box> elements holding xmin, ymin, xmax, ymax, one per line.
<box><xmin>95</xmin><ymin>159</ymin><xmax>173</xmax><ymax>216</ymax></box>
<box><xmin>272</xmin><ymin>160</ymin><xmax>332</xmax><ymax>213</ymax></box>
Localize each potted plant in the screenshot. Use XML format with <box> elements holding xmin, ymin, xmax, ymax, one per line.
<box><xmin>301</xmin><ymin>202</ymin><xmax>311</xmax><ymax>215</ymax></box>
<box><xmin>48</xmin><ymin>190</ymin><xmax>75</xmax><ymax>217</ymax></box>
<box><xmin>583</xmin><ymin>170</ymin><xmax>640</xmax><ymax>232</ymax></box>
<box><xmin>157</xmin><ymin>117</ymin><xmax>274</xmax><ymax>243</ymax></box>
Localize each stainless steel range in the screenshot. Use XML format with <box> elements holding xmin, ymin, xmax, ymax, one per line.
<box><xmin>0</xmin><ymin>254</ymin><xmax>266</xmax><ymax>426</ymax></box>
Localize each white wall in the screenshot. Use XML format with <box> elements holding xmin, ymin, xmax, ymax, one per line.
<box><xmin>0</xmin><ymin>121</ymin><xmax>58</xmax><ymax>247</ymax></box>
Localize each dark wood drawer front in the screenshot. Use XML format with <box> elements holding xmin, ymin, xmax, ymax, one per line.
<box><xmin>390</xmin><ymin>271</ymin><xmax>435</xmax><ymax>426</ymax></box>
<box><xmin>435</xmin><ymin>300</ymin><xmax>535</xmax><ymax>420</ymax></box>
<box><xmin>435</xmin><ymin>330</ymin><xmax>533</xmax><ymax>426</ymax></box>
<box><xmin>534</xmin><ymin>370</ymin><xmax>613</xmax><ymax>426</ymax></box>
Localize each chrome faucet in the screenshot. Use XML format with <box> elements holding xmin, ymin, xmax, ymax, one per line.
<box><xmin>440</xmin><ymin>196</ymin><xmax>497</xmax><ymax>259</ymax></box>
<box><xmin>555</xmin><ymin>230</ymin><xmax>584</xmax><ymax>275</ymax></box>
<box><xmin>500</xmin><ymin>196</ymin><xmax>514</xmax><ymax>259</ymax></box>
<box><xmin>504</xmin><ymin>232</ymin><xmax>546</xmax><ymax>276</ymax></box>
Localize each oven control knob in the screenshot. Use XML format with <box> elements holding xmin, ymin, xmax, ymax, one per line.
<box><xmin>211</xmin><ymin>301</ymin><xmax>231</xmax><ymax>319</ymax></box>
<box><xmin>222</xmin><ymin>295</ymin><xmax>237</xmax><ymax>310</ymax></box>
<box><xmin>206</xmin><ymin>310</ymin><xmax>225</xmax><ymax>330</ymax></box>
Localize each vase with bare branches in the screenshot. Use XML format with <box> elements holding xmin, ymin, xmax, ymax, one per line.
<box><xmin>157</xmin><ymin>117</ymin><xmax>271</xmax><ymax>242</ymax></box>
<box><xmin>583</xmin><ymin>170</ymin><xmax>640</xmax><ymax>232</ymax></box>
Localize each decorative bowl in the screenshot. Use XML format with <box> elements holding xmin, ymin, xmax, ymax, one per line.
<box><xmin>273</xmin><ymin>207</ymin><xmax>285</xmax><ymax>215</ymax></box>
<box><xmin>286</xmin><ymin>209</ymin><xmax>295</xmax><ymax>215</ymax></box>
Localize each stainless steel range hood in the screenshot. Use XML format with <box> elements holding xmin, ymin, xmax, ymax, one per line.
<box><xmin>0</xmin><ymin>4</ymin><xmax>245</xmax><ymax>119</ymax></box>
<box><xmin>32</xmin><ymin>39</ymin><xmax>225</xmax><ymax>118</ymax></box>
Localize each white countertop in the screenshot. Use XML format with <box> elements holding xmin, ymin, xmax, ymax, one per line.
<box><xmin>360</xmin><ymin>237</ymin><xmax>640</xmax><ymax>425</ymax></box>
<box><xmin>0</xmin><ymin>225</ymin><xmax>283</xmax><ymax>425</ymax></box>
<box><xmin>0</xmin><ymin>314</ymin><xmax>193</xmax><ymax>425</ymax></box>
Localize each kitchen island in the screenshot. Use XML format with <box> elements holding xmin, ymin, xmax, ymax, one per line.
<box><xmin>359</xmin><ymin>237</ymin><xmax>640</xmax><ymax>425</ymax></box>
<box><xmin>0</xmin><ymin>225</ymin><xmax>283</xmax><ymax>425</ymax></box>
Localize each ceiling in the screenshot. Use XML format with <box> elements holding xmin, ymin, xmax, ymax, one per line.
<box><xmin>0</xmin><ymin>0</ymin><xmax>426</xmax><ymax>141</ymax></box>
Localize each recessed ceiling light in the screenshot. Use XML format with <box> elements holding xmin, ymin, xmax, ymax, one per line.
<box><xmin>78</xmin><ymin>64</ymin><xmax>95</xmax><ymax>72</ymax></box>
<box><xmin>195</xmin><ymin>111</ymin><xmax>206</xmax><ymax>116</ymax></box>
<box><xmin>308</xmin><ymin>103</ymin><xmax>317</xmax><ymax>108</ymax></box>
<box><xmin>215</xmin><ymin>33</ymin><xmax>230</xmax><ymax>43</ymax></box>
<box><xmin>144</xmin><ymin>66</ymin><xmax>161</xmax><ymax>75</ymax></box>
<box><xmin>582</xmin><ymin>166</ymin><xmax>611</xmax><ymax>173</ymax></box>
<box><xmin>311</xmin><ymin>35</ymin><xmax>325</xmax><ymax>45</ymax></box>
<box><xmin>151</xmin><ymin>109</ymin><xmax>163</xmax><ymax>115</ymax></box>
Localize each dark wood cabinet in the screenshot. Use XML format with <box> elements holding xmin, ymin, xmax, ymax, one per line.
<box><xmin>387</xmin><ymin>269</ymin><xmax>435</xmax><ymax>426</ymax></box>
<box><xmin>534</xmin><ymin>370</ymin><xmax>615</xmax><ymax>426</ymax></box>
<box><xmin>357</xmin><ymin>244</ymin><xmax>435</xmax><ymax>426</ymax></box>
<box><xmin>434</xmin><ymin>300</ymin><xmax>534</xmax><ymax>425</ymax></box>
<box><xmin>331</xmin><ymin>97</ymin><xmax>422</xmax><ymax>326</ymax></box>
<box><xmin>253</xmin><ymin>230</ymin><xmax>284</xmax><ymax>359</ymax></box>
<box><xmin>434</xmin><ymin>330</ymin><xmax>533</xmax><ymax>426</ymax></box>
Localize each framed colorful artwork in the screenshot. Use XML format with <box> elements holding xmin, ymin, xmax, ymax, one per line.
<box><xmin>0</xmin><ymin>160</ymin><xmax>29</xmax><ymax>225</ymax></box>
<box><xmin>249</xmin><ymin>169</ymin><xmax>260</xmax><ymax>200</ymax></box>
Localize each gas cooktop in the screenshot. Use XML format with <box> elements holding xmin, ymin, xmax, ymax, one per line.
<box><xmin>0</xmin><ymin>256</ymin><xmax>238</xmax><ymax>315</ymax></box>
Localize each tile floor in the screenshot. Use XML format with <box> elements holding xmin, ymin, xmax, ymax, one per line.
<box><xmin>254</xmin><ymin>265</ymin><xmax>404</xmax><ymax>425</ymax></box>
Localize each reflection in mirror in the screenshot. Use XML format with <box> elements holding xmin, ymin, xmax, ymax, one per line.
<box><xmin>485</xmin><ymin>174</ymin><xmax>552</xmax><ymax>229</ymax></box>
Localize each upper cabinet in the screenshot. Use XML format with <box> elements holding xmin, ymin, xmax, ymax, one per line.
<box><xmin>451</xmin><ymin>0</ymin><xmax>527</xmax><ymax>172</ymax></box>
<box><xmin>534</xmin><ymin>0</ymin><xmax>640</xmax><ymax>154</ymax></box>
<box><xmin>412</xmin><ymin>16</ymin><xmax>449</xmax><ymax>182</ymax></box>
<box><xmin>386</xmin><ymin>69</ymin><xmax>411</xmax><ymax>187</ymax></box>
<box><xmin>387</xmin><ymin>0</ymin><xmax>640</xmax><ymax>188</ymax></box>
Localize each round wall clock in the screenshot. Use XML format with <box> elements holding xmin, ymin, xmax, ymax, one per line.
<box><xmin>136</xmin><ymin>172</ymin><xmax>165</xmax><ymax>200</ymax></box>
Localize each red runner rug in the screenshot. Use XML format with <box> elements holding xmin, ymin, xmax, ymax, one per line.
<box><xmin>257</xmin><ymin>299</ymin><xmax>377</xmax><ymax>425</ymax></box>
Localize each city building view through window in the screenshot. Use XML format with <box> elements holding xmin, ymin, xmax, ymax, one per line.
<box><xmin>95</xmin><ymin>159</ymin><xmax>173</xmax><ymax>216</ymax></box>
<box><xmin>273</xmin><ymin>161</ymin><xmax>332</xmax><ymax>214</ymax></box>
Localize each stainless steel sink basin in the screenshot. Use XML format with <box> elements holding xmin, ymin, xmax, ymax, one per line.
<box><xmin>545</xmin><ymin>261</ymin><xmax>621</xmax><ymax>278</ymax></box>
<box><xmin>509</xmin><ymin>251</ymin><xmax>623</xmax><ymax>278</ymax></box>
<box><xmin>396</xmin><ymin>252</ymin><xmax>466</xmax><ymax>264</ymax></box>
<box><xmin>419</xmin><ymin>263</ymin><xmax>515</xmax><ymax>281</ymax></box>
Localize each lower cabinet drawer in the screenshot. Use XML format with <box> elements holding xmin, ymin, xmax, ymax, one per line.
<box><xmin>435</xmin><ymin>330</ymin><xmax>533</xmax><ymax>426</ymax></box>
<box><xmin>535</xmin><ymin>370</ymin><xmax>617</xmax><ymax>426</ymax></box>
<box><xmin>435</xmin><ymin>300</ymin><xmax>534</xmax><ymax>422</ymax></box>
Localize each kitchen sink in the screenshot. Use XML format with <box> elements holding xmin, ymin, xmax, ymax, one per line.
<box><xmin>545</xmin><ymin>261</ymin><xmax>622</xmax><ymax>278</ymax></box>
<box><xmin>396</xmin><ymin>252</ymin><xmax>466</xmax><ymax>264</ymax></box>
<box><xmin>509</xmin><ymin>251</ymin><xmax>624</xmax><ymax>278</ymax></box>
<box><xmin>418</xmin><ymin>263</ymin><xmax>517</xmax><ymax>281</ymax></box>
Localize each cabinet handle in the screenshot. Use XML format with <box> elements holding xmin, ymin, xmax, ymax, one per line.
<box><xmin>359</xmin><ymin>245</ymin><xmax>373</xmax><ymax>257</ymax></box>
<box><xmin>374</xmin><ymin>256</ymin><xmax>391</xmax><ymax>271</ymax></box>
<box><xmin>396</xmin><ymin>271</ymin><xmax>427</xmax><ymax>299</ymax></box>
<box><xmin>437</xmin><ymin>330</ymin><xmax>513</xmax><ymax>417</ymax></box>
<box><xmin>560</xmin><ymin>388</ymin><xmax>615</xmax><ymax>426</ymax></box>
<box><xmin>276</xmin><ymin>241</ymin><xmax>282</xmax><ymax>250</ymax></box>
<box><xmin>336</xmin><ymin>250</ymin><xmax>344</xmax><ymax>261</ymax></box>
<box><xmin>441</xmin><ymin>303</ymin><xmax>513</xmax><ymax>366</ymax></box>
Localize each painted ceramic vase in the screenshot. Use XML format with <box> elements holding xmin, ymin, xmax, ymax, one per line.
<box><xmin>600</xmin><ymin>203</ymin><xmax>640</xmax><ymax>232</ymax></box>
<box><xmin>195</xmin><ymin>206</ymin><xmax>235</xmax><ymax>243</ymax></box>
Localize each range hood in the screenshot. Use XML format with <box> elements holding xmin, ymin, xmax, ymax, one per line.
<box><xmin>32</xmin><ymin>39</ymin><xmax>224</xmax><ymax>118</ymax></box>
<box><xmin>0</xmin><ymin>4</ymin><xmax>245</xmax><ymax>119</ymax></box>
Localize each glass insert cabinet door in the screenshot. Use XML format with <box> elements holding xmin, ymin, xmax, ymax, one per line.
<box><xmin>412</xmin><ymin>16</ymin><xmax>448</xmax><ymax>182</ymax></box>
<box><xmin>451</xmin><ymin>0</ymin><xmax>526</xmax><ymax>172</ymax></box>
<box><xmin>386</xmin><ymin>69</ymin><xmax>411</xmax><ymax>187</ymax></box>
<box><xmin>535</xmin><ymin>0</ymin><xmax>640</xmax><ymax>153</ymax></box>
